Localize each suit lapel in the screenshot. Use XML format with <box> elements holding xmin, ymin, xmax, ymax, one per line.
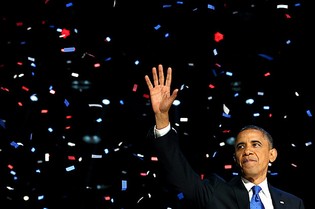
<box><xmin>230</xmin><ymin>177</ymin><xmax>251</xmax><ymax>209</ymax></box>
<box><xmin>269</xmin><ymin>185</ymin><xmax>287</xmax><ymax>209</ymax></box>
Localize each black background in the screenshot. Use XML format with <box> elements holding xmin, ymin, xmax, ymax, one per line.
<box><xmin>0</xmin><ymin>0</ymin><xmax>312</xmax><ymax>208</ymax></box>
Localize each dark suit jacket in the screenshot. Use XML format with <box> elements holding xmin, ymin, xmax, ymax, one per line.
<box><xmin>149</xmin><ymin>127</ymin><xmax>305</xmax><ymax>209</ymax></box>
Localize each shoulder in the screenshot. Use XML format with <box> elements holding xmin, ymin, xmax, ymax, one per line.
<box><xmin>228</xmin><ymin>175</ymin><xmax>243</xmax><ymax>186</ymax></box>
<box><xmin>269</xmin><ymin>185</ymin><xmax>301</xmax><ymax>199</ymax></box>
<box><xmin>269</xmin><ymin>184</ymin><xmax>305</xmax><ymax>207</ymax></box>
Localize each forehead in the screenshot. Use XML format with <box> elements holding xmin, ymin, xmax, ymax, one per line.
<box><xmin>236</xmin><ymin>129</ymin><xmax>265</xmax><ymax>142</ymax></box>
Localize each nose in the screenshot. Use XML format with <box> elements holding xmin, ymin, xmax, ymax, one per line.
<box><xmin>244</xmin><ymin>148</ymin><xmax>253</xmax><ymax>156</ymax></box>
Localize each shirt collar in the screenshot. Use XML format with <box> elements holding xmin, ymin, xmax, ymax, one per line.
<box><xmin>242</xmin><ymin>177</ymin><xmax>270</xmax><ymax>198</ymax></box>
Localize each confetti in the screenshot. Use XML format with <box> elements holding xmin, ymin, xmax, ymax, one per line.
<box><xmin>0</xmin><ymin>0</ymin><xmax>310</xmax><ymax>208</ymax></box>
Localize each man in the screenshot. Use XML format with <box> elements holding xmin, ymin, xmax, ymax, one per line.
<box><xmin>144</xmin><ymin>64</ymin><xmax>305</xmax><ymax>209</ymax></box>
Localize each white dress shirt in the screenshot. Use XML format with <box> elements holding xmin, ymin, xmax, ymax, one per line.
<box><xmin>242</xmin><ymin>177</ymin><xmax>274</xmax><ymax>209</ymax></box>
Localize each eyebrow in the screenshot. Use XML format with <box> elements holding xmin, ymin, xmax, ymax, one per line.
<box><xmin>235</xmin><ymin>140</ymin><xmax>262</xmax><ymax>147</ymax></box>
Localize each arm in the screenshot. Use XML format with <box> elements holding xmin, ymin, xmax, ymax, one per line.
<box><xmin>145</xmin><ymin>65</ymin><xmax>211</xmax><ymax>207</ymax></box>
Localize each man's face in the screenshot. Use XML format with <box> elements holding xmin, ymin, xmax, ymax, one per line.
<box><xmin>234</xmin><ymin>129</ymin><xmax>277</xmax><ymax>183</ymax></box>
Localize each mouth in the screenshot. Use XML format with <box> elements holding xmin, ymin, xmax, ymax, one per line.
<box><xmin>242</xmin><ymin>158</ymin><xmax>257</xmax><ymax>164</ymax></box>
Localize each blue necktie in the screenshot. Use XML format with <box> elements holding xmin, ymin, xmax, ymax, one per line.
<box><xmin>250</xmin><ymin>185</ymin><xmax>264</xmax><ymax>209</ymax></box>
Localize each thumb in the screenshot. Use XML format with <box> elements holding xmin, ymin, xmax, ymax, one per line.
<box><xmin>171</xmin><ymin>89</ymin><xmax>179</xmax><ymax>99</ymax></box>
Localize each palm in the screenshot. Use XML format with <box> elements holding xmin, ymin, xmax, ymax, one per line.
<box><xmin>150</xmin><ymin>84</ymin><xmax>172</xmax><ymax>114</ymax></box>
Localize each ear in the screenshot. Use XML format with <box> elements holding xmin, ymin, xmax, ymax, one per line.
<box><xmin>269</xmin><ymin>148</ymin><xmax>278</xmax><ymax>163</ymax></box>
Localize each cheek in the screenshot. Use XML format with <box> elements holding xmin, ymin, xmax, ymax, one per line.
<box><xmin>234</xmin><ymin>154</ymin><xmax>241</xmax><ymax>164</ymax></box>
<box><xmin>260</xmin><ymin>153</ymin><xmax>271</xmax><ymax>163</ymax></box>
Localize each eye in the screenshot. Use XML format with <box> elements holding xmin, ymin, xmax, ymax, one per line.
<box><xmin>253</xmin><ymin>142</ymin><xmax>262</xmax><ymax>147</ymax></box>
<box><xmin>236</xmin><ymin>144</ymin><xmax>245</xmax><ymax>150</ymax></box>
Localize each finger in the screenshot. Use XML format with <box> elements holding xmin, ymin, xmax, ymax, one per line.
<box><xmin>171</xmin><ymin>88</ymin><xmax>179</xmax><ymax>98</ymax></box>
<box><xmin>158</xmin><ymin>64</ymin><xmax>165</xmax><ymax>85</ymax></box>
<box><xmin>144</xmin><ymin>75</ymin><xmax>153</xmax><ymax>89</ymax></box>
<box><xmin>152</xmin><ymin>67</ymin><xmax>159</xmax><ymax>86</ymax></box>
<box><xmin>165</xmin><ymin>67</ymin><xmax>172</xmax><ymax>87</ymax></box>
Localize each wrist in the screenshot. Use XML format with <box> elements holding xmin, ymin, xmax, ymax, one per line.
<box><xmin>155</xmin><ymin>113</ymin><xmax>169</xmax><ymax>129</ymax></box>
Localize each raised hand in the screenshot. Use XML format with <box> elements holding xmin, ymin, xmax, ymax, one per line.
<box><xmin>144</xmin><ymin>64</ymin><xmax>178</xmax><ymax>129</ymax></box>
